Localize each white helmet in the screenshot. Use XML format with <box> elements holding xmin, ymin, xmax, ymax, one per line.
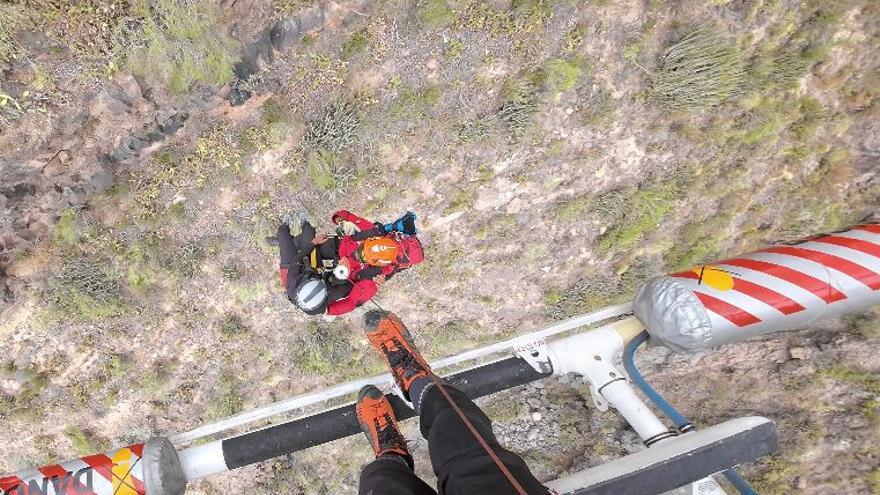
<box><xmin>333</xmin><ymin>264</ymin><xmax>350</xmax><ymax>281</ymax></box>
<box><xmin>294</xmin><ymin>278</ymin><xmax>328</xmax><ymax>313</ymax></box>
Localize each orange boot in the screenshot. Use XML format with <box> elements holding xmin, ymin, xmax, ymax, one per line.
<box><xmin>356</xmin><ymin>385</ymin><xmax>412</xmax><ymax>467</ymax></box>
<box><xmin>363</xmin><ymin>310</ymin><xmax>433</xmax><ymax>401</ymax></box>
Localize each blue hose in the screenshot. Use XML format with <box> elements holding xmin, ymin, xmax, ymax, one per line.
<box><xmin>623</xmin><ymin>331</ymin><xmax>758</xmax><ymax>495</ymax></box>
<box><xmin>623</xmin><ymin>332</ymin><xmax>692</xmax><ymax>430</ymax></box>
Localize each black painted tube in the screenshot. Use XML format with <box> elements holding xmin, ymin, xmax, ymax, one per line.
<box><xmin>222</xmin><ymin>356</ymin><xmax>551</xmax><ymax>470</ymax></box>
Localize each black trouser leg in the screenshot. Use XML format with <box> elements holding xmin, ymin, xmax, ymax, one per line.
<box><xmin>277</xmin><ymin>222</ymin><xmax>317</xmax><ymax>267</ymax></box>
<box><xmin>358</xmin><ymin>457</ymin><xmax>437</xmax><ymax>495</ymax></box>
<box><xmin>419</xmin><ymin>385</ymin><xmax>548</xmax><ymax>495</ymax></box>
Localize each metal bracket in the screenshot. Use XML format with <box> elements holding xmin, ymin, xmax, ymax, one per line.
<box><xmin>585</xmin><ymin>377</ymin><xmax>610</xmax><ymax>412</ymax></box>
<box><xmin>691</xmin><ymin>476</ymin><xmax>726</xmax><ymax>495</ymax></box>
<box><xmin>514</xmin><ymin>338</ymin><xmax>552</xmax><ymax>375</ymax></box>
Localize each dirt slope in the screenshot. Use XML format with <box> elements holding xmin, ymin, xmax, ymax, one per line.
<box><xmin>0</xmin><ymin>0</ymin><xmax>878</xmax><ymax>494</ymax></box>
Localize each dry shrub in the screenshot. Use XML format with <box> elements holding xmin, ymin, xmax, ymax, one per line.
<box><xmin>651</xmin><ymin>24</ymin><xmax>745</xmax><ymax>110</ymax></box>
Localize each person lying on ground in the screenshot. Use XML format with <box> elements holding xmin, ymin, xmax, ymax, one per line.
<box><xmin>354</xmin><ymin>310</ymin><xmax>552</xmax><ymax>495</ymax></box>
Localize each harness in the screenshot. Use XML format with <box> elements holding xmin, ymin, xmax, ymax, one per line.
<box><xmin>306</xmin><ymin>236</ymin><xmax>348</xmax><ymax>285</ymax></box>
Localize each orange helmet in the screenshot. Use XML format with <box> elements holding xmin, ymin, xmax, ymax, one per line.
<box><xmin>357</xmin><ymin>237</ymin><xmax>399</xmax><ymax>266</ymax></box>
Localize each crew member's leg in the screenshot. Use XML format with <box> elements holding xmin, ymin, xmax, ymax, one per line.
<box><xmin>277</xmin><ymin>221</ymin><xmax>316</xmax><ymax>264</ymax></box>
<box><xmin>356</xmin><ymin>386</ymin><xmax>437</xmax><ymax>495</ymax></box>
<box><xmin>415</xmin><ymin>384</ymin><xmax>546</xmax><ymax>494</ymax></box>
<box><xmin>294</xmin><ymin>220</ymin><xmax>317</xmax><ymax>254</ymax></box>
<box><xmin>277</xmin><ymin>223</ymin><xmax>300</xmax><ymax>270</ymax></box>
<box><xmin>363</xmin><ymin>311</ymin><xmax>548</xmax><ymax>495</ymax></box>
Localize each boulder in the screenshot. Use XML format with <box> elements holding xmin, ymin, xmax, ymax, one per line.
<box><xmin>88</xmin><ymin>92</ymin><xmax>129</xmax><ymax>118</ymax></box>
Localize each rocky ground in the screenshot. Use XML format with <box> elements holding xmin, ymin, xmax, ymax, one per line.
<box><xmin>0</xmin><ymin>0</ymin><xmax>878</xmax><ymax>494</ymax></box>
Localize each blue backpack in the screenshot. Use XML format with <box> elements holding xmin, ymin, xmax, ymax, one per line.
<box><xmin>382</xmin><ymin>211</ymin><xmax>417</xmax><ymax>236</ymax></box>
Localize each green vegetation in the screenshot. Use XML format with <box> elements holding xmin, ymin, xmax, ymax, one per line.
<box><xmin>511</xmin><ymin>0</ymin><xmax>554</xmax><ymax>31</ymax></box>
<box><xmin>482</xmin><ymin>397</ymin><xmax>521</xmax><ymax>423</ymax></box>
<box><xmin>457</xmin><ymin>115</ymin><xmax>493</xmax><ymax>142</ymax></box>
<box><xmin>418</xmin><ymin>0</ymin><xmax>457</xmax><ymax>29</ymax></box>
<box><xmin>444</xmin><ymin>187</ymin><xmax>478</xmax><ymax>214</ymax></box>
<box><xmin>0</xmin><ymin>366</ymin><xmax>48</xmax><ymax>420</ymax></box>
<box><xmin>132</xmin><ymin>134</ymin><xmax>242</xmax><ymax>217</ymax></box>
<box><xmin>125</xmin><ymin>0</ymin><xmax>239</xmax><ymax>94</ymax></box>
<box><xmin>819</xmin><ymin>366</ymin><xmax>880</xmax><ymax>395</ymax></box>
<box><xmin>202</xmin><ymin>370</ymin><xmax>244</xmax><ymax>420</ymax></box>
<box><xmin>545</xmin><ymin>260</ymin><xmax>656</xmax><ymax>319</ymax></box>
<box><xmin>845</xmin><ymin>309</ymin><xmax>880</xmax><ymax>340</ymax></box>
<box><xmin>342</xmin><ymin>29</ymin><xmax>370</xmax><ymax>58</ymax></box>
<box><xmin>240</xmin><ymin>98</ymin><xmax>296</xmax><ymax>152</ymax></box>
<box><xmin>595</xmin><ymin>176</ymin><xmax>689</xmax><ymax>257</ymax></box>
<box><xmin>305</xmin><ymin>152</ymin><xmax>333</xmax><ymax>190</ymax></box>
<box><xmin>553</xmin><ymin>195</ymin><xmax>591</xmax><ymax>221</ymax></box>
<box><xmin>445</xmin><ymin>38</ymin><xmax>466</xmax><ymax>59</ymax></box>
<box><xmin>170</xmin><ymin>244</ymin><xmax>204</xmax><ymax>278</ymax></box>
<box><xmin>303</xmin><ymin>100</ymin><xmax>361</xmax><ymax>152</ymax></box>
<box><xmin>541</xmin><ymin>58</ymin><xmax>585</xmax><ymax>96</ymax></box>
<box><xmin>789</xmin><ymin>97</ymin><xmax>826</xmax><ymax>142</ymax></box>
<box><xmin>390</xmin><ymin>84</ymin><xmax>441</xmax><ymax>119</ymax></box>
<box><xmin>0</xmin><ymin>4</ymin><xmax>29</xmax><ymax>64</ymax></box>
<box><xmin>139</xmin><ymin>365</ymin><xmax>173</xmax><ymax>400</ymax></box>
<box><xmin>54</xmin><ymin>209</ymin><xmax>89</xmax><ymax>249</ymax></box>
<box><xmin>776</xmin><ymin>199</ymin><xmax>850</xmax><ymax>241</ymax></box>
<box><xmin>750</xmin><ymin>2</ymin><xmax>845</xmax><ymax>92</ymax></box>
<box><xmin>581</xmin><ymin>86</ymin><xmax>615</xmax><ymax>125</ymax></box>
<box><xmin>499</xmin><ymin>77</ymin><xmax>539</xmax><ymax>139</ymax></box>
<box><xmin>105</xmin><ymin>354</ymin><xmax>133</xmax><ymax>381</ymax></box>
<box><xmin>63</xmin><ymin>427</ymin><xmax>106</xmax><ymax>456</ymax></box>
<box><xmin>43</xmin><ymin>258</ymin><xmax>124</xmax><ymax>321</ymax></box>
<box><xmin>869</xmin><ymin>469</ymin><xmax>880</xmax><ymax>495</ymax></box>
<box><xmin>292</xmin><ymin>326</ymin><xmax>378</xmax><ymax>379</ymax></box>
<box><xmin>273</xmin><ymin>0</ymin><xmax>315</xmax><ymax>15</ymax></box>
<box><xmin>459</xmin><ymin>0</ymin><xmax>554</xmax><ymax>38</ymax></box>
<box><xmin>707</xmin><ymin>93</ymin><xmax>825</xmax><ymax>150</ymax></box>
<box><xmin>666</xmin><ymin>216</ymin><xmax>733</xmax><ymax>270</ymax></box>
<box><xmin>218</xmin><ymin>314</ymin><xmax>249</xmax><ymax>339</ymax></box>
<box><xmin>651</xmin><ymin>24</ymin><xmax>745</xmax><ymax>109</ymax></box>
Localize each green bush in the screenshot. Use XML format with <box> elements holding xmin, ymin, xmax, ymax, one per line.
<box><xmin>499</xmin><ymin>77</ymin><xmax>539</xmax><ymax>139</ymax></box>
<box><xmin>342</xmin><ymin>29</ymin><xmax>370</xmax><ymax>58</ymax></box>
<box><xmin>44</xmin><ymin>258</ymin><xmax>124</xmax><ymax>320</ymax></box>
<box><xmin>418</xmin><ymin>0</ymin><xmax>456</xmax><ymax>29</ymax></box>
<box><xmin>125</xmin><ymin>0</ymin><xmax>239</xmax><ymax>94</ymax></box>
<box><xmin>542</xmin><ymin>58</ymin><xmax>585</xmax><ymax>95</ymax></box>
<box><xmin>0</xmin><ymin>4</ymin><xmax>29</xmax><ymax>64</ymax></box>
<box><xmin>306</xmin><ymin>150</ymin><xmax>340</xmax><ymax>191</ymax></box>
<box><xmin>596</xmin><ymin>176</ymin><xmax>689</xmax><ymax>257</ymax></box>
<box><xmin>303</xmin><ymin>100</ymin><xmax>361</xmax><ymax>152</ymax></box>
<box><xmin>665</xmin><ymin>216</ymin><xmax>733</xmax><ymax>270</ymax></box>
<box><xmin>63</xmin><ymin>427</ymin><xmax>105</xmax><ymax>456</ymax></box>
<box><xmin>789</xmin><ymin>97</ymin><xmax>826</xmax><ymax>141</ymax></box>
<box><xmin>766</xmin><ymin>46</ymin><xmax>819</xmax><ymax>87</ymax></box>
<box><xmin>651</xmin><ymin>24</ymin><xmax>745</xmax><ymax>110</ymax></box>
<box><xmin>511</xmin><ymin>0</ymin><xmax>554</xmax><ymax>29</ymax></box>
<box><xmin>218</xmin><ymin>314</ymin><xmax>249</xmax><ymax>339</ymax></box>
<box><xmin>202</xmin><ymin>371</ymin><xmax>244</xmax><ymax>420</ymax></box>
<box><xmin>390</xmin><ymin>85</ymin><xmax>441</xmax><ymax>119</ymax></box>
<box><xmin>457</xmin><ymin>115</ymin><xmax>493</xmax><ymax>142</ymax></box>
